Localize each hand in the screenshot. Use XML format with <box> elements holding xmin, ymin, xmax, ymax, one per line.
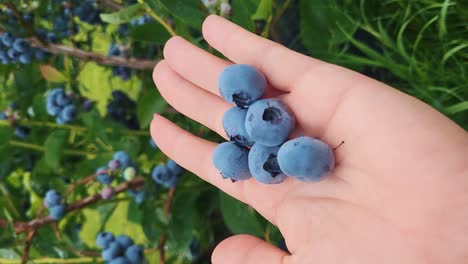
<box><xmin>150</xmin><ymin>15</ymin><xmax>468</xmax><ymax>264</ymax></box>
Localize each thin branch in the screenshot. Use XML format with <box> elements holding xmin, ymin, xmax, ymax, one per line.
<box><xmin>157</xmin><ymin>187</ymin><xmax>176</xmax><ymax>264</ymax></box>
<box><xmin>5</xmin><ymin>1</ymin><xmax>46</xmax><ymax>45</ymax></box>
<box><xmin>29</xmin><ymin>38</ymin><xmax>158</xmax><ymax>70</ymax></box>
<box><xmin>20</xmin><ymin>230</ymin><xmax>36</xmax><ymax>264</ymax></box>
<box><xmin>0</xmin><ymin>178</ymin><xmax>145</xmax><ymax>234</ymax></box>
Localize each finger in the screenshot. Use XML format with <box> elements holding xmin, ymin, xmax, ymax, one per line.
<box><xmin>163</xmin><ymin>36</ymin><xmax>228</xmax><ymax>96</ymax></box>
<box><xmin>150</xmin><ymin>114</ymin><xmax>247</xmax><ymax>200</ymax></box>
<box><xmin>153</xmin><ymin>60</ymin><xmax>230</xmax><ymax>138</ymax></box>
<box><xmin>212</xmin><ymin>235</ymin><xmax>289</xmax><ymax>264</ymax></box>
<box><xmin>202</xmin><ymin>15</ymin><xmax>327</xmax><ymax>92</ymax></box>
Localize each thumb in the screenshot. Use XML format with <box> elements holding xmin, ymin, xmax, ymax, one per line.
<box><xmin>212</xmin><ymin>234</ymin><xmax>289</xmax><ymax>264</ymax></box>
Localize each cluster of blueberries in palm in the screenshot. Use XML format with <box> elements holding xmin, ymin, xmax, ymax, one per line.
<box><xmin>108</xmin><ymin>44</ymin><xmax>132</xmax><ymax>81</ymax></box>
<box><xmin>44</xmin><ymin>189</ymin><xmax>66</xmax><ymax>221</ymax></box>
<box><xmin>151</xmin><ymin>159</ymin><xmax>185</xmax><ymax>188</ymax></box>
<box><xmin>213</xmin><ymin>64</ymin><xmax>335</xmax><ymax>184</ymax></box>
<box><xmin>46</xmin><ymin>88</ymin><xmax>78</xmax><ymax>124</ymax></box>
<box><xmin>0</xmin><ymin>33</ymin><xmax>48</xmax><ymax>64</ymax></box>
<box><xmin>96</xmin><ymin>232</ymin><xmax>145</xmax><ymax>264</ymax></box>
<box><xmin>107</xmin><ymin>91</ymin><xmax>140</xmax><ymax>130</ymax></box>
<box><xmin>0</xmin><ymin>103</ymin><xmax>30</xmax><ymax>139</ymax></box>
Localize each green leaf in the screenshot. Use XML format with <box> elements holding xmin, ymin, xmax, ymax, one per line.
<box><xmin>100</xmin><ymin>4</ymin><xmax>145</xmax><ymax>24</ymax></box>
<box><xmin>44</xmin><ymin>130</ymin><xmax>68</xmax><ymax>170</ymax></box>
<box><xmin>39</xmin><ymin>65</ymin><xmax>68</xmax><ymax>82</ymax></box>
<box><xmin>141</xmin><ymin>204</ymin><xmax>162</xmax><ymax>242</ymax></box>
<box><xmin>446</xmin><ymin>101</ymin><xmax>468</xmax><ymax>114</ymax></box>
<box><xmin>231</xmin><ymin>0</ymin><xmax>258</xmax><ymax>31</ymax></box>
<box><xmin>219</xmin><ymin>191</ymin><xmax>263</xmax><ymax>237</ymax></box>
<box><xmin>159</xmin><ymin>0</ymin><xmax>206</xmax><ymax>28</ymax></box>
<box><xmin>299</xmin><ymin>0</ymin><xmax>358</xmax><ymax>57</ymax></box>
<box><xmin>251</xmin><ymin>0</ymin><xmax>272</xmax><ymax>21</ymax></box>
<box><xmin>130</xmin><ymin>21</ymin><xmax>171</xmax><ymax>44</ymax></box>
<box><xmin>168</xmin><ymin>190</ymin><xmax>199</xmax><ymax>252</ymax></box>
<box><xmin>137</xmin><ymin>89</ymin><xmax>167</xmax><ymax>129</ymax></box>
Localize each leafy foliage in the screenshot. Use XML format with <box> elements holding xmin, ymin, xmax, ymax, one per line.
<box><xmin>0</xmin><ymin>0</ymin><xmax>466</xmax><ymax>263</ymax></box>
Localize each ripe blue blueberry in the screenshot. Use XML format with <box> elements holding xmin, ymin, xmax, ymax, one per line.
<box><xmin>219</xmin><ymin>64</ymin><xmax>266</xmax><ymax>108</ymax></box>
<box><xmin>7</xmin><ymin>48</ymin><xmax>20</xmax><ymax>59</ymax></box>
<box><xmin>109</xmin><ymin>257</ymin><xmax>131</xmax><ymax>264</ymax></box>
<box><xmin>45</xmin><ymin>189</ymin><xmax>62</xmax><ymax>208</ymax></box>
<box><xmin>18</xmin><ymin>53</ymin><xmax>31</xmax><ymax>64</ymax></box>
<box><xmin>49</xmin><ymin>204</ymin><xmax>66</xmax><ymax>220</ymax></box>
<box><xmin>128</xmin><ymin>190</ymin><xmax>146</xmax><ymax>204</ymax></box>
<box><xmin>96</xmin><ymin>167</ymin><xmax>112</xmax><ymax>185</ymax></box>
<box><xmin>115</xmin><ymin>235</ymin><xmax>134</xmax><ymax>249</ymax></box>
<box><xmin>245</xmin><ymin>99</ymin><xmax>295</xmax><ymax>147</ymax></box>
<box><xmin>55</xmin><ymin>92</ymin><xmax>71</xmax><ymax>107</ymax></box>
<box><xmin>113</xmin><ymin>151</ymin><xmax>131</xmax><ymax>168</ymax></box>
<box><xmin>60</xmin><ymin>105</ymin><xmax>77</xmax><ymax>123</ymax></box>
<box><xmin>151</xmin><ymin>164</ymin><xmax>178</xmax><ymax>188</ymax></box>
<box><xmin>277</xmin><ymin>137</ymin><xmax>335</xmax><ymax>181</ymax></box>
<box><xmin>0</xmin><ymin>112</ymin><xmax>6</xmax><ymax>120</ymax></box>
<box><xmin>1</xmin><ymin>33</ymin><xmax>14</xmax><ymax>47</ymax></box>
<box><xmin>222</xmin><ymin>107</ymin><xmax>255</xmax><ymax>147</ymax></box>
<box><xmin>149</xmin><ymin>138</ymin><xmax>158</xmax><ymax>149</ymax></box>
<box><xmin>102</xmin><ymin>241</ymin><xmax>123</xmax><ymax>261</ymax></box>
<box><xmin>212</xmin><ymin>142</ymin><xmax>251</xmax><ymax>181</ymax></box>
<box><xmin>125</xmin><ymin>245</ymin><xmax>144</xmax><ymax>264</ymax></box>
<box><xmin>14</xmin><ymin>126</ymin><xmax>30</xmax><ymax>139</ymax></box>
<box><xmin>248</xmin><ymin>144</ymin><xmax>287</xmax><ymax>184</ymax></box>
<box><xmin>96</xmin><ymin>232</ymin><xmax>115</xmax><ymax>248</ymax></box>
<box><xmin>13</xmin><ymin>39</ymin><xmax>29</xmax><ymax>53</ymax></box>
<box><xmin>166</xmin><ymin>160</ymin><xmax>184</xmax><ymax>177</ymax></box>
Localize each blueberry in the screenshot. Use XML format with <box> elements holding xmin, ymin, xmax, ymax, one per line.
<box><xmin>108</xmin><ymin>159</ymin><xmax>121</xmax><ymax>170</ymax></box>
<box><xmin>82</xmin><ymin>99</ymin><xmax>94</xmax><ymax>111</ymax></box>
<box><xmin>125</xmin><ymin>245</ymin><xmax>144</xmax><ymax>264</ymax></box>
<box><xmin>149</xmin><ymin>138</ymin><xmax>158</xmax><ymax>149</ymax></box>
<box><xmin>45</xmin><ymin>189</ymin><xmax>62</xmax><ymax>208</ymax></box>
<box><xmin>96</xmin><ymin>167</ymin><xmax>112</xmax><ymax>185</ymax></box>
<box><xmin>13</xmin><ymin>39</ymin><xmax>29</xmax><ymax>53</ymax></box>
<box><xmin>123</xmin><ymin>166</ymin><xmax>137</xmax><ymax>181</ymax></box>
<box><xmin>0</xmin><ymin>112</ymin><xmax>6</xmax><ymax>120</ymax></box>
<box><xmin>55</xmin><ymin>92</ymin><xmax>71</xmax><ymax>107</ymax></box>
<box><xmin>59</xmin><ymin>105</ymin><xmax>77</xmax><ymax>123</ymax></box>
<box><xmin>101</xmin><ymin>186</ymin><xmax>114</xmax><ymax>200</ymax></box>
<box><xmin>49</xmin><ymin>204</ymin><xmax>66</xmax><ymax>220</ymax></box>
<box><xmin>1</xmin><ymin>33</ymin><xmax>14</xmax><ymax>47</ymax></box>
<box><xmin>151</xmin><ymin>165</ymin><xmax>177</xmax><ymax>188</ymax></box>
<box><xmin>96</xmin><ymin>232</ymin><xmax>115</xmax><ymax>248</ymax></box>
<box><xmin>128</xmin><ymin>190</ymin><xmax>146</xmax><ymax>204</ymax></box>
<box><xmin>113</xmin><ymin>151</ymin><xmax>131</xmax><ymax>168</ymax></box>
<box><xmin>222</xmin><ymin>107</ymin><xmax>255</xmax><ymax>147</ymax></box>
<box><xmin>218</xmin><ymin>64</ymin><xmax>266</xmax><ymax>108</ymax></box>
<box><xmin>248</xmin><ymin>144</ymin><xmax>287</xmax><ymax>184</ymax></box>
<box><xmin>7</xmin><ymin>48</ymin><xmax>20</xmax><ymax>60</ymax></box>
<box><xmin>212</xmin><ymin>142</ymin><xmax>251</xmax><ymax>181</ymax></box>
<box><xmin>18</xmin><ymin>53</ymin><xmax>31</xmax><ymax>64</ymax></box>
<box><xmin>108</xmin><ymin>257</ymin><xmax>131</xmax><ymax>264</ymax></box>
<box><xmin>102</xmin><ymin>241</ymin><xmax>123</xmax><ymax>261</ymax></box>
<box><xmin>245</xmin><ymin>99</ymin><xmax>295</xmax><ymax>146</ymax></box>
<box><xmin>56</xmin><ymin>116</ymin><xmax>67</xmax><ymax>125</ymax></box>
<box><xmin>277</xmin><ymin>137</ymin><xmax>335</xmax><ymax>181</ymax></box>
<box><xmin>34</xmin><ymin>49</ymin><xmax>49</xmax><ymax>60</ymax></box>
<box><xmin>14</xmin><ymin>126</ymin><xmax>30</xmax><ymax>139</ymax></box>
<box><xmin>108</xmin><ymin>45</ymin><xmax>121</xmax><ymax>56</ymax></box>
<box><xmin>166</xmin><ymin>160</ymin><xmax>184</xmax><ymax>177</ymax></box>
<box><xmin>115</xmin><ymin>235</ymin><xmax>134</xmax><ymax>249</ymax></box>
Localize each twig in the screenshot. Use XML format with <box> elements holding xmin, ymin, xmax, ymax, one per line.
<box><xmin>138</xmin><ymin>0</ymin><xmax>177</xmax><ymax>37</ymax></box>
<box><xmin>29</xmin><ymin>38</ymin><xmax>158</xmax><ymax>70</ymax></box>
<box><xmin>0</xmin><ymin>178</ymin><xmax>145</xmax><ymax>234</ymax></box>
<box><xmin>157</xmin><ymin>187</ymin><xmax>176</xmax><ymax>264</ymax></box>
<box><xmin>269</xmin><ymin>0</ymin><xmax>292</xmax><ymax>42</ymax></box>
<box><xmin>20</xmin><ymin>230</ymin><xmax>36</xmax><ymax>264</ymax></box>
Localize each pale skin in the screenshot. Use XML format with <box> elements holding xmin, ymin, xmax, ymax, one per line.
<box><xmin>150</xmin><ymin>15</ymin><xmax>468</xmax><ymax>264</ymax></box>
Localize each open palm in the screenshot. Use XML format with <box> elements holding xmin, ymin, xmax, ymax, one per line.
<box><xmin>150</xmin><ymin>15</ymin><xmax>468</xmax><ymax>264</ymax></box>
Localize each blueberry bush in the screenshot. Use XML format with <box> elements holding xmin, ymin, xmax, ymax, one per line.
<box><xmin>0</xmin><ymin>0</ymin><xmax>466</xmax><ymax>263</ymax></box>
